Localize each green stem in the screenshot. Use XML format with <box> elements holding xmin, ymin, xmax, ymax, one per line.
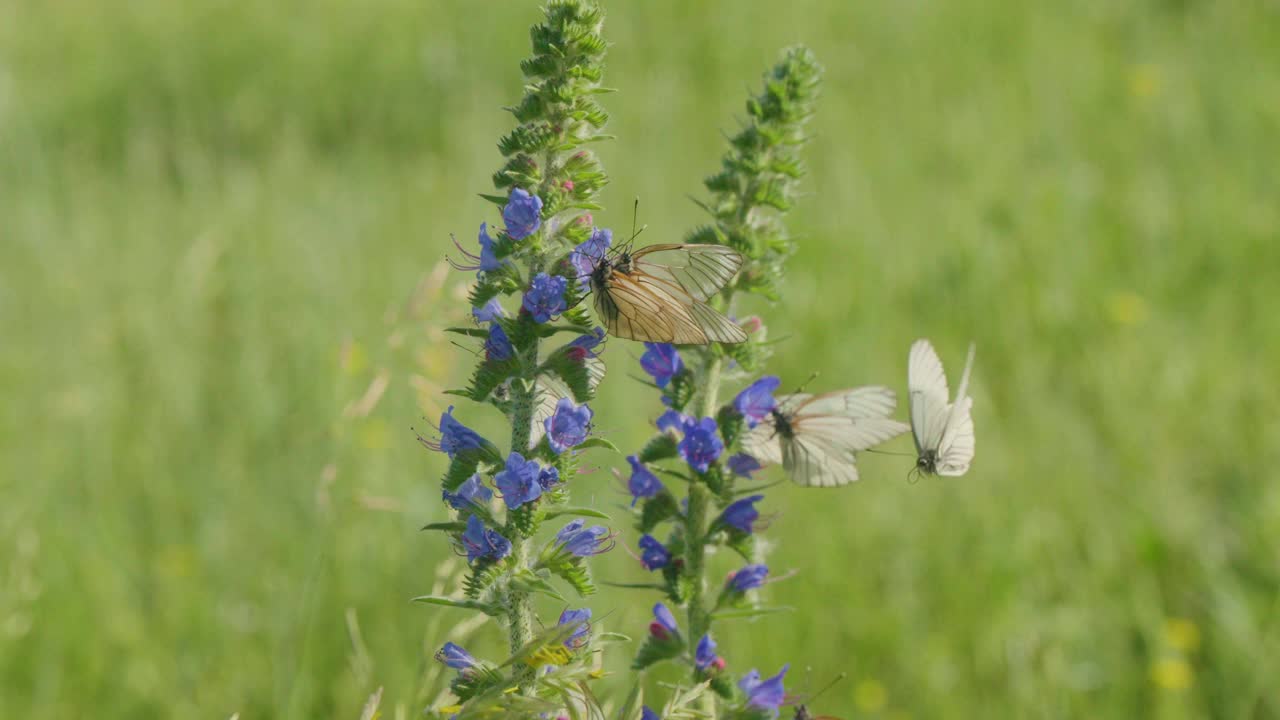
<box><xmin>506</xmin><ymin>374</ymin><xmax>538</xmax><ymax>690</ymax></box>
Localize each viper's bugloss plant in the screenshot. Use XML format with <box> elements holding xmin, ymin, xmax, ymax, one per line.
<box><xmin>414</xmin><ymin>2</ymin><xmax>836</xmax><ymax>716</ymax></box>
<box><xmin>618</xmin><ymin>47</ymin><xmax>825</xmax><ymax>716</ymax></box>
<box><xmin>416</xmin><ymin>2</ymin><xmax>627</xmax><ymax>716</ymax></box>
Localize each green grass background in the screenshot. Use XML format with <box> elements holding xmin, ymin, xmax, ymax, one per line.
<box><xmin>2</xmin><ymin>0</ymin><xmax>1278</xmax><ymax>717</ymax></box>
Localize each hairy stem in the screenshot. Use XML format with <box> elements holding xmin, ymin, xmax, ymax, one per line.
<box><xmin>506</xmin><ymin>374</ymin><xmax>538</xmax><ymax>689</ymax></box>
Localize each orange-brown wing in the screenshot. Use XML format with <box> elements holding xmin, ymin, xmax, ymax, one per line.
<box><xmin>597</xmin><ymin>272</ymin><xmax>709</xmax><ymax>343</ymax></box>
<box><xmin>630</xmin><ymin>243</ymin><xmax>744</xmax><ymax>301</ymax></box>
<box><xmin>627</xmin><ymin>270</ymin><xmax>748</xmax><ymax>344</ymax></box>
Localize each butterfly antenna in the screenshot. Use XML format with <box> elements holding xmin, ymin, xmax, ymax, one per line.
<box><xmin>863</xmin><ymin>448</ymin><xmax>915</xmax><ymax>458</ymax></box>
<box><xmin>808</xmin><ymin>672</ymin><xmax>847</xmax><ymax>704</ymax></box>
<box><xmin>789</xmin><ymin>371</ymin><xmax>820</xmax><ymax>396</ymax></box>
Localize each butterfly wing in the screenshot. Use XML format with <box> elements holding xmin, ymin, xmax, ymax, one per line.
<box><xmin>740</xmin><ymin>413</ymin><xmax>784</xmax><ymax>467</ymax></box>
<box><xmin>908</xmin><ymin>339</ymin><xmax>951</xmax><ymax>459</ymax></box>
<box><xmin>781</xmin><ymin>426</ymin><xmax>859</xmax><ymax>487</ymax></box>
<box><xmin>629</xmin><ymin>243</ymin><xmax>744</xmax><ymax>301</ymax></box>
<box><xmin>934</xmin><ymin>344</ymin><xmax>976</xmax><ymax>476</ymax></box>
<box><xmin>593</xmin><ymin>272</ymin><xmax>685</xmax><ymax>342</ymax></box>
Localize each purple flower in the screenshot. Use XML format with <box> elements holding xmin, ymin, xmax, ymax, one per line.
<box><xmin>727</xmin><ymin>453</ymin><xmax>761</xmax><ymax>478</ymax></box>
<box><xmin>649</xmin><ymin>603</ymin><xmax>679</xmax><ymax>640</ymax></box>
<box><xmin>448</xmin><ymin>223</ymin><xmax>506</xmax><ymax>273</ymax></box>
<box><xmin>442</xmin><ymin>474</ymin><xmax>492</xmax><ymax>510</ymax></box>
<box><xmin>553</xmin><ymin>520</ymin><xmax>614</xmax><ymax>557</ymax></box>
<box><xmin>459</xmin><ymin>515</ymin><xmax>512</xmax><ymax>564</ymax></box>
<box><xmin>718</xmin><ymin>494</ymin><xmax>764</xmax><ymax>534</ymax></box>
<box><xmin>734</xmin><ymin>375</ymin><xmax>781</xmax><ymax>428</ymax></box>
<box><xmin>640</xmin><ymin>708</ymin><xmax>660</xmax><ymax>720</ymax></box>
<box><xmin>728</xmin><ymin>564</ymin><xmax>769</xmax><ymax>593</ymax></box>
<box><xmin>473</xmin><ymin>298</ymin><xmax>505</xmax><ymax>322</ymax></box>
<box><xmin>545</xmin><ymin>397</ymin><xmax>592</xmax><ymax>454</ymax></box>
<box><xmin>503</xmin><ymin>188</ymin><xmax>543</xmax><ymax>240</ymax></box>
<box><xmin>494</xmin><ymin>452</ymin><xmax>544</xmax><ymax>509</ymax></box>
<box><xmin>638</xmin><ymin>534</ymin><xmax>670</xmax><ymax>571</ymax></box>
<box><xmin>522</xmin><ymin>272</ymin><xmax>568</xmax><ymax>324</ymax></box>
<box><xmin>484</xmin><ymin>323</ymin><xmax>514</xmax><ymax>362</ymax></box>
<box><xmin>695</xmin><ymin>634</ymin><xmax>719</xmax><ymax>671</ymax></box>
<box><xmin>656</xmin><ymin>409</ymin><xmax>688</xmax><ymax>434</ymax></box>
<box><xmin>558</xmin><ymin>608</ymin><xmax>592</xmax><ymax>649</ymax></box>
<box><xmin>640</xmin><ymin>343</ymin><xmax>683</xmax><ymax>388</ymax></box>
<box><xmin>424</xmin><ymin>406</ymin><xmax>489</xmax><ymax>459</ymax></box>
<box><xmin>434</xmin><ymin>642</ymin><xmax>476</xmax><ymax>670</ymax></box>
<box><xmin>538</xmin><ymin>465</ymin><xmax>560</xmax><ymax>491</ymax></box>
<box><xmin>739</xmin><ymin>665</ymin><xmax>789</xmax><ymax>716</ymax></box>
<box><xmin>626</xmin><ymin>455</ymin><xmax>663</xmax><ymax>506</ymax></box>
<box><xmin>566</xmin><ymin>327</ymin><xmax>606</xmax><ymax>360</ymax></box>
<box><xmin>678</xmin><ymin>417</ymin><xmax>724</xmax><ymax>473</ymax></box>
<box><xmin>570</xmin><ymin>227</ymin><xmax>612</xmax><ymax>288</ymax></box>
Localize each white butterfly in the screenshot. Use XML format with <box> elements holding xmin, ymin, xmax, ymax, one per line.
<box><xmin>742</xmin><ymin>387</ymin><xmax>910</xmax><ymax>487</ymax></box>
<box><xmin>908</xmin><ymin>339</ymin><xmax>976</xmax><ymax>476</ymax></box>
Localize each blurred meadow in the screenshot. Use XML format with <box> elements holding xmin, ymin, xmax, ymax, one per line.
<box><xmin>3</xmin><ymin>0</ymin><xmax>1279</xmax><ymax>717</ymax></box>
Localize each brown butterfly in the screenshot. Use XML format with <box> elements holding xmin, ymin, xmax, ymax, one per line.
<box><xmin>580</xmin><ymin>242</ymin><xmax>747</xmax><ymax>344</ymax></box>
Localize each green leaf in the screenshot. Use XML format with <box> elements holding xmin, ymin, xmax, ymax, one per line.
<box><xmin>710</xmin><ymin>605</ymin><xmax>795</xmax><ymax>621</ymax></box>
<box><xmin>543</xmin><ymin>506</ymin><xmax>612</xmax><ymax>521</ymax></box>
<box><xmin>576</xmin><ymin>436</ymin><xmax>619</xmax><ymax>453</ymax></box>
<box><xmin>411</xmin><ymin>595</ymin><xmax>501</xmax><ymax>615</ymax></box>
<box><xmin>445</xmin><ymin>326</ymin><xmax>490</xmax><ymax>338</ymax></box>
<box><xmin>420</xmin><ymin>521</ymin><xmax>466</xmax><ymax>532</ymax></box>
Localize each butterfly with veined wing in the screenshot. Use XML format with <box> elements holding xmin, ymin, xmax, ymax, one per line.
<box><xmin>579</xmin><ymin>241</ymin><xmax>748</xmax><ymax>344</ymax></box>
<box><xmin>908</xmin><ymin>339</ymin><xmax>976</xmax><ymax>477</ymax></box>
<box><xmin>741</xmin><ymin>386</ymin><xmax>910</xmax><ymax>487</ymax></box>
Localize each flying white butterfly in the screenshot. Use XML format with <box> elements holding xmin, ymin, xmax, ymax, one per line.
<box><xmin>741</xmin><ymin>386</ymin><xmax>910</xmax><ymax>487</ymax></box>
<box><xmin>908</xmin><ymin>339</ymin><xmax>976</xmax><ymax>476</ymax></box>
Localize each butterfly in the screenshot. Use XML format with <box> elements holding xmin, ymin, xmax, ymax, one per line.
<box><xmin>742</xmin><ymin>387</ymin><xmax>910</xmax><ymax>487</ymax></box>
<box><xmin>582</xmin><ymin>243</ymin><xmax>748</xmax><ymax>344</ymax></box>
<box><xmin>908</xmin><ymin>339</ymin><xmax>976</xmax><ymax>476</ymax></box>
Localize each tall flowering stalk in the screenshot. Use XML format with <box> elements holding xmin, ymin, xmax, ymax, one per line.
<box><xmin>622</xmin><ymin>47</ymin><xmax>824</xmax><ymax>715</ymax></box>
<box><xmin>415</xmin><ymin>2</ymin><xmax>625</xmax><ymax>715</ymax></box>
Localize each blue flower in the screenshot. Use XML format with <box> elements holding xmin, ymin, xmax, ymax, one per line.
<box><xmin>545</xmin><ymin>397</ymin><xmax>592</xmax><ymax>454</ymax></box>
<box><xmin>678</xmin><ymin>417</ymin><xmax>724</xmax><ymax>473</ymax></box>
<box><xmin>503</xmin><ymin>188</ymin><xmax>543</xmax><ymax>240</ymax></box>
<box><xmin>566</xmin><ymin>327</ymin><xmax>606</xmax><ymax>360</ymax></box>
<box><xmin>424</xmin><ymin>406</ymin><xmax>489</xmax><ymax>459</ymax></box>
<box><xmin>638</xmin><ymin>534</ymin><xmax>671</xmax><ymax>571</ymax></box>
<box><xmin>484</xmin><ymin>323</ymin><xmax>514</xmax><ymax>362</ymax></box>
<box><xmin>570</xmin><ymin>227</ymin><xmax>612</xmax><ymax>288</ymax></box>
<box><xmin>695</xmin><ymin>634</ymin><xmax>720</xmax><ymax>671</ymax></box>
<box><xmin>558</xmin><ymin>608</ymin><xmax>592</xmax><ymax>649</ymax></box>
<box><xmin>727</xmin><ymin>453</ymin><xmax>761</xmax><ymax>478</ymax></box>
<box><xmin>650</xmin><ymin>603</ymin><xmax>679</xmax><ymax>640</ymax></box>
<box><xmin>655</xmin><ymin>409</ymin><xmax>688</xmax><ymax>434</ymax></box>
<box><xmin>459</xmin><ymin>515</ymin><xmax>512</xmax><ymax>564</ymax></box>
<box><xmin>434</xmin><ymin>641</ymin><xmax>476</xmax><ymax>670</ymax></box>
<box><xmin>522</xmin><ymin>272</ymin><xmax>568</xmax><ymax>324</ymax></box>
<box><xmin>443</xmin><ymin>474</ymin><xmax>492</xmax><ymax>510</ymax></box>
<box><xmin>552</xmin><ymin>520</ymin><xmax>614</xmax><ymax>557</ymax></box>
<box><xmin>538</xmin><ymin>465</ymin><xmax>560</xmax><ymax>491</ymax></box>
<box><xmin>494</xmin><ymin>452</ymin><xmax>544</xmax><ymax>509</ymax></box>
<box><xmin>640</xmin><ymin>343</ymin><xmax>683</xmax><ymax>388</ymax></box>
<box><xmin>718</xmin><ymin>494</ymin><xmax>764</xmax><ymax>534</ymax></box>
<box><xmin>734</xmin><ymin>375</ymin><xmax>781</xmax><ymax>428</ymax></box>
<box><xmin>626</xmin><ymin>455</ymin><xmax>664</xmax><ymax>506</ymax></box>
<box><xmin>476</xmin><ymin>223</ymin><xmax>505</xmax><ymax>271</ymax></box>
<box><xmin>449</xmin><ymin>223</ymin><xmax>507</xmax><ymax>273</ymax></box>
<box><xmin>473</xmin><ymin>298</ymin><xmax>505</xmax><ymax>322</ymax></box>
<box><xmin>728</xmin><ymin>563</ymin><xmax>769</xmax><ymax>593</ymax></box>
<box><xmin>739</xmin><ymin>665</ymin><xmax>789</xmax><ymax>716</ymax></box>
<box><xmin>640</xmin><ymin>707</ymin><xmax>660</xmax><ymax>720</ymax></box>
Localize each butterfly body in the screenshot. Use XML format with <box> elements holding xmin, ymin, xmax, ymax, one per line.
<box><xmin>907</xmin><ymin>339</ymin><xmax>976</xmax><ymax>477</ymax></box>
